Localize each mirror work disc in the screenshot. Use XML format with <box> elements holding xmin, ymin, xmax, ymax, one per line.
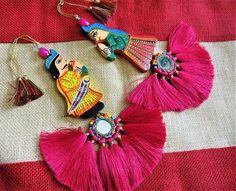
<box><xmin>87</xmin><ymin>113</ymin><xmax>124</xmax><ymax>146</ymax></box>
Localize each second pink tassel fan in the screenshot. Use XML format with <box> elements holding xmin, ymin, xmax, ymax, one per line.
<box><xmin>128</xmin><ymin>22</ymin><xmax>214</xmax><ymax>112</ymax></box>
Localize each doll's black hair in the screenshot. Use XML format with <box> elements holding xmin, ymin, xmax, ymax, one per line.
<box><xmin>48</xmin><ymin>55</ymin><xmax>60</xmax><ymax>79</ymax></box>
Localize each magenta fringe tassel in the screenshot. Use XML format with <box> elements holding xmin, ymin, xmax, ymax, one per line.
<box><xmin>128</xmin><ymin>22</ymin><xmax>214</xmax><ymax>112</ymax></box>
<box><xmin>39</xmin><ymin>104</ymin><xmax>166</xmax><ymax>191</ymax></box>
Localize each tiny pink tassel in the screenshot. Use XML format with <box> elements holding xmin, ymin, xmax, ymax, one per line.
<box><xmin>11</xmin><ymin>76</ymin><xmax>43</xmax><ymax>106</ymax></box>
<box><xmin>128</xmin><ymin>74</ymin><xmax>161</xmax><ymax>110</ymax></box>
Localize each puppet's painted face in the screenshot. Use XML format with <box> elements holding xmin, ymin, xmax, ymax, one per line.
<box><xmin>88</xmin><ymin>29</ymin><xmax>109</xmax><ymax>42</ymax></box>
<box><xmin>54</xmin><ymin>56</ymin><xmax>83</xmax><ymax>77</ymax></box>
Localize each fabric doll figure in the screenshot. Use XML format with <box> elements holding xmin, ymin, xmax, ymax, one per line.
<box><xmin>82</xmin><ymin>23</ymin><xmax>157</xmax><ymax>72</ymax></box>
<box><xmin>40</xmin><ymin>49</ymin><xmax>104</xmax><ymax>118</ymax></box>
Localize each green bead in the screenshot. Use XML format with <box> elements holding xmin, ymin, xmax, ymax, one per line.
<box><xmin>81</xmin><ymin>66</ymin><xmax>88</xmax><ymax>75</ymax></box>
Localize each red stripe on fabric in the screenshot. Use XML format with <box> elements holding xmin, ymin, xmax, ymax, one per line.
<box><xmin>0</xmin><ymin>147</ymin><xmax>235</xmax><ymax>191</ymax></box>
<box><xmin>108</xmin><ymin>0</ymin><xmax>236</xmax><ymax>42</ymax></box>
<box><xmin>0</xmin><ymin>0</ymin><xmax>235</xmax><ymax>43</ymax></box>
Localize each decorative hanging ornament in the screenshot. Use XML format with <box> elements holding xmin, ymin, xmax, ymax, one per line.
<box><xmin>57</xmin><ymin>0</ymin><xmax>117</xmax><ymax>24</ymax></box>
<box><xmin>8</xmin><ymin>35</ymin><xmax>104</xmax><ymax>117</ymax></box>
<box><xmin>39</xmin><ymin>104</ymin><xmax>166</xmax><ymax>191</ymax></box>
<box><xmin>8</xmin><ymin>35</ymin><xmax>43</xmax><ymax>106</ymax></box>
<box><xmin>57</xmin><ymin>0</ymin><xmax>157</xmax><ymax>72</ymax></box>
<box><xmin>38</xmin><ymin>47</ymin><xmax>104</xmax><ymax>118</ymax></box>
<box><xmin>128</xmin><ymin>22</ymin><xmax>214</xmax><ymax>111</ymax></box>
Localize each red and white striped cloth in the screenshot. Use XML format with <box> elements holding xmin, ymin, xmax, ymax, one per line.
<box><xmin>0</xmin><ymin>0</ymin><xmax>235</xmax><ymax>190</ymax></box>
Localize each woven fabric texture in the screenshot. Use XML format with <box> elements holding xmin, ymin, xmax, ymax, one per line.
<box><xmin>0</xmin><ymin>0</ymin><xmax>235</xmax><ymax>42</ymax></box>
<box><xmin>0</xmin><ymin>41</ymin><xmax>235</xmax><ymax>163</ymax></box>
<box><xmin>0</xmin><ymin>0</ymin><xmax>235</xmax><ymax>190</ymax></box>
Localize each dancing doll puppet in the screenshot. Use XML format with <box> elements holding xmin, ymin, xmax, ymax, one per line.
<box><xmin>39</xmin><ymin>48</ymin><xmax>104</xmax><ymax>118</ymax></box>
<box><xmin>80</xmin><ymin>22</ymin><xmax>157</xmax><ymax>72</ymax></box>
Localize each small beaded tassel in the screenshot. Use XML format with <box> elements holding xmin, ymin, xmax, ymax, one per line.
<box><xmin>11</xmin><ymin>76</ymin><xmax>43</xmax><ymax>106</ymax></box>
<box><xmin>93</xmin><ymin>0</ymin><xmax>117</xmax><ymax>13</ymax></box>
<box><xmin>58</xmin><ymin>0</ymin><xmax>117</xmax><ymax>24</ymax></box>
<box><xmin>8</xmin><ymin>35</ymin><xmax>43</xmax><ymax>106</ymax></box>
<box><xmin>88</xmin><ymin>5</ymin><xmax>113</xmax><ymax>23</ymax></box>
<box><xmin>88</xmin><ymin>0</ymin><xmax>117</xmax><ymax>23</ymax></box>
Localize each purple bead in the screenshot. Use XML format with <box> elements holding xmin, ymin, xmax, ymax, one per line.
<box><xmin>79</xmin><ymin>18</ymin><xmax>89</xmax><ymax>26</ymax></box>
<box><xmin>39</xmin><ymin>47</ymin><xmax>50</xmax><ymax>59</ymax></box>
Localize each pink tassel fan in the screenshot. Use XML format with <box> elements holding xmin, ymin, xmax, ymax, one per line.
<box><xmin>128</xmin><ymin>22</ymin><xmax>214</xmax><ymax>112</ymax></box>
<box><xmin>39</xmin><ymin>104</ymin><xmax>166</xmax><ymax>191</ymax></box>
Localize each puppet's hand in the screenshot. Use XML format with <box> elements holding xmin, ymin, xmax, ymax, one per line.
<box><xmin>97</xmin><ymin>43</ymin><xmax>116</xmax><ymax>61</ymax></box>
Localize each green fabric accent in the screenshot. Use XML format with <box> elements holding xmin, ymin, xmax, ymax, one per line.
<box><xmin>107</xmin><ymin>33</ymin><xmax>129</xmax><ymax>51</ymax></box>
<box><xmin>105</xmin><ymin>33</ymin><xmax>129</xmax><ymax>61</ymax></box>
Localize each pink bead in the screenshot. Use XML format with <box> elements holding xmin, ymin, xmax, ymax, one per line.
<box><xmin>115</xmin><ymin>126</ymin><xmax>122</xmax><ymax>131</ymax></box>
<box><xmin>112</xmin><ymin>133</ymin><xmax>119</xmax><ymax>139</ymax></box>
<box><xmin>100</xmin><ymin>139</ymin><xmax>105</xmax><ymax>144</ymax></box>
<box><xmin>92</xmin><ymin>135</ymin><xmax>99</xmax><ymax>141</ymax></box>
<box><xmin>39</xmin><ymin>47</ymin><xmax>50</xmax><ymax>59</ymax></box>
<box><xmin>79</xmin><ymin>18</ymin><xmax>89</xmax><ymax>26</ymax></box>
<box><xmin>114</xmin><ymin>117</ymin><xmax>121</xmax><ymax>124</ymax></box>
<box><xmin>107</xmin><ymin>138</ymin><xmax>114</xmax><ymax>142</ymax></box>
<box><xmin>167</xmin><ymin>72</ymin><xmax>173</xmax><ymax>77</ymax></box>
<box><xmin>88</xmin><ymin>130</ymin><xmax>94</xmax><ymax>135</ymax></box>
<box><xmin>154</xmin><ymin>68</ymin><xmax>162</xmax><ymax>73</ymax></box>
<box><xmin>162</xmin><ymin>71</ymin><xmax>168</xmax><ymax>76</ymax></box>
